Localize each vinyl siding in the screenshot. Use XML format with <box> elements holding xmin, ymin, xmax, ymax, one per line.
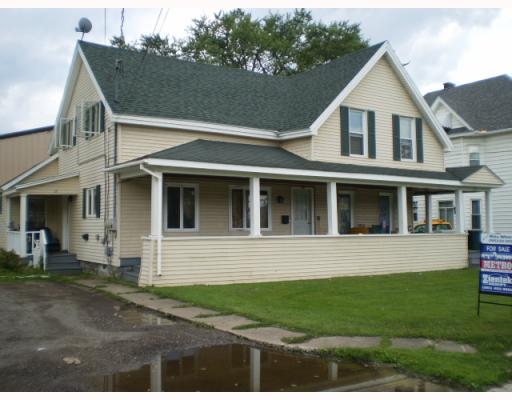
<box><xmin>18</xmin><ymin>159</ymin><xmax>59</xmax><ymax>185</ymax></box>
<box><xmin>463</xmin><ymin>169</ymin><xmax>502</xmax><ymax>185</ymax></box>
<box><xmin>281</xmin><ymin>137</ymin><xmax>312</xmax><ymax>159</ymax></box>
<box><xmin>139</xmin><ymin>234</ymin><xmax>468</xmax><ymax>286</ymax></box>
<box><xmin>0</xmin><ymin>130</ymin><xmax>52</xmax><ymax>187</ymax></box>
<box><xmin>0</xmin><ymin>194</ymin><xmax>7</xmax><ymax>248</ymax></box>
<box><xmin>18</xmin><ymin>177</ymin><xmax>79</xmax><ymax>196</ymax></box>
<box><xmin>312</xmin><ymin>57</ymin><xmax>445</xmax><ymax>172</ymax></box>
<box><xmin>118</xmin><ymin>124</ymin><xmax>278</xmax><ymax>163</ymax></box>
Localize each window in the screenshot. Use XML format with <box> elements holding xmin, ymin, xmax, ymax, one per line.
<box><xmin>471</xmin><ymin>200</ymin><xmax>481</xmax><ymax>230</ymax></box>
<box><xmin>58</xmin><ymin>118</ymin><xmax>74</xmax><ymax>148</ymax></box>
<box><xmin>399</xmin><ymin>117</ymin><xmax>415</xmax><ymax>160</ymax></box>
<box><xmin>164</xmin><ymin>184</ymin><xmax>199</xmax><ymax>231</ymax></box>
<box><xmin>439</xmin><ymin>200</ymin><xmax>455</xmax><ymax>227</ymax></box>
<box><xmin>348</xmin><ymin>109</ymin><xmax>366</xmax><ymax>156</ymax></box>
<box><xmin>469</xmin><ymin>147</ymin><xmax>480</xmax><ymax>166</ymax></box>
<box><xmin>82</xmin><ymin>101</ymin><xmax>104</xmax><ymax>137</ymax></box>
<box><xmin>85</xmin><ymin>187</ymin><xmax>97</xmax><ymax>218</ymax></box>
<box><xmin>230</xmin><ymin>187</ymin><xmax>271</xmax><ymax>230</ymax></box>
<box><xmin>338</xmin><ymin>193</ymin><xmax>352</xmax><ymax>234</ymax></box>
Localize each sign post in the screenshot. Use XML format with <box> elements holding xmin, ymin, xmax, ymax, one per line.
<box><xmin>478</xmin><ymin>233</ymin><xmax>512</xmax><ymax>315</ymax></box>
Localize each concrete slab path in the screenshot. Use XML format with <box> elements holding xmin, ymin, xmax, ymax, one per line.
<box><xmin>74</xmin><ymin>278</ymin><xmax>479</xmax><ymax>356</ymax></box>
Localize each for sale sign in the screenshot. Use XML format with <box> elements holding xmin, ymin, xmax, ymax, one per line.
<box><xmin>480</xmin><ymin>233</ymin><xmax>512</xmax><ymax>296</ymax></box>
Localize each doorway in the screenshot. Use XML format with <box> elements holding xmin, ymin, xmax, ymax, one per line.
<box><xmin>292</xmin><ymin>188</ymin><xmax>314</xmax><ymax>235</ymax></box>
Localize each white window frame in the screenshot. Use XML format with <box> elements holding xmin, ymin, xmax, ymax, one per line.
<box><xmin>348</xmin><ymin>108</ymin><xmax>367</xmax><ymax>157</ymax></box>
<box><xmin>229</xmin><ymin>185</ymin><xmax>272</xmax><ymax>231</ymax></box>
<box><xmin>337</xmin><ymin>190</ymin><xmax>355</xmax><ymax>234</ymax></box>
<box><xmin>81</xmin><ymin>101</ymin><xmax>102</xmax><ymax>137</ymax></box>
<box><xmin>471</xmin><ymin>199</ymin><xmax>482</xmax><ymax>230</ymax></box>
<box><xmin>163</xmin><ymin>183</ymin><xmax>199</xmax><ymax>232</ymax></box>
<box><xmin>468</xmin><ymin>146</ymin><xmax>480</xmax><ymax>166</ymax></box>
<box><xmin>58</xmin><ymin>118</ymin><xmax>74</xmax><ymax>149</ymax></box>
<box><xmin>85</xmin><ymin>187</ymin><xmax>96</xmax><ymax>219</ymax></box>
<box><xmin>399</xmin><ymin>116</ymin><xmax>416</xmax><ymax>162</ymax></box>
<box><xmin>438</xmin><ymin>200</ymin><xmax>455</xmax><ymax>227</ymax></box>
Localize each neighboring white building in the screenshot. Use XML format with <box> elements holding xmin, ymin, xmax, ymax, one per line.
<box><xmin>414</xmin><ymin>75</ymin><xmax>512</xmax><ymax>234</ymax></box>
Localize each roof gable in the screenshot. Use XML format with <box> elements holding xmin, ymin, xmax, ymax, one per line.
<box><xmin>425</xmin><ymin>75</ymin><xmax>512</xmax><ymax>132</ymax></box>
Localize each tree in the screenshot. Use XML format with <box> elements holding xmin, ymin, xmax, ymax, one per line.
<box><xmin>111</xmin><ymin>9</ymin><xmax>368</xmax><ymax>75</ymax></box>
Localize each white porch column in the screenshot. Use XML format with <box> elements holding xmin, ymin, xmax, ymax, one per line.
<box><xmin>150</xmin><ymin>171</ymin><xmax>163</xmax><ymax>275</ymax></box>
<box><xmin>326</xmin><ymin>182</ymin><xmax>338</xmax><ymax>235</ymax></box>
<box><xmin>397</xmin><ymin>185</ymin><xmax>408</xmax><ymax>234</ymax></box>
<box><xmin>249</xmin><ymin>177</ymin><xmax>261</xmax><ymax>237</ymax></box>
<box><xmin>20</xmin><ymin>194</ymin><xmax>27</xmax><ymax>257</ymax></box>
<box><xmin>455</xmin><ymin>189</ymin><xmax>465</xmax><ymax>233</ymax></box>
<box><xmin>426</xmin><ymin>194</ymin><xmax>433</xmax><ymax>233</ymax></box>
<box><xmin>5</xmin><ymin>195</ymin><xmax>11</xmax><ymax>230</ymax></box>
<box><xmin>485</xmin><ymin>190</ymin><xmax>493</xmax><ymax>233</ymax></box>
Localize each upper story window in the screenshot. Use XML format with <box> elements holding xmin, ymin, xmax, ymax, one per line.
<box><xmin>58</xmin><ymin>118</ymin><xmax>75</xmax><ymax>149</ymax></box>
<box><xmin>468</xmin><ymin>146</ymin><xmax>480</xmax><ymax>166</ymax></box>
<box><xmin>82</xmin><ymin>101</ymin><xmax>105</xmax><ymax>138</ymax></box>
<box><xmin>399</xmin><ymin>117</ymin><xmax>415</xmax><ymax>160</ymax></box>
<box><xmin>348</xmin><ymin>109</ymin><xmax>366</xmax><ymax>156</ymax></box>
<box><xmin>83</xmin><ymin>186</ymin><xmax>101</xmax><ymax>219</ymax></box>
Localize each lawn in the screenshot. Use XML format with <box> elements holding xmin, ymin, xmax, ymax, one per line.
<box><xmin>148</xmin><ymin>268</ymin><xmax>512</xmax><ymax>390</ymax></box>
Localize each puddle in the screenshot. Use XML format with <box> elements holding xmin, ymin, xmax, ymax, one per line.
<box><xmin>94</xmin><ymin>343</ymin><xmax>451</xmax><ymax>392</ymax></box>
<box><xmin>116</xmin><ymin>309</ymin><xmax>175</xmax><ymax>327</ymax></box>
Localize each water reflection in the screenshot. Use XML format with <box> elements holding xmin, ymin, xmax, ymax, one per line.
<box><xmin>98</xmin><ymin>343</ymin><xmax>450</xmax><ymax>392</ymax></box>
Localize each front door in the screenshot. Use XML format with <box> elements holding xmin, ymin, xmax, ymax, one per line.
<box><xmin>292</xmin><ymin>188</ymin><xmax>313</xmax><ymax>235</ymax></box>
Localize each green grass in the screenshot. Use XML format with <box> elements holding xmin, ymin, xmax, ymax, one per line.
<box><xmin>0</xmin><ymin>266</ymin><xmax>49</xmax><ymax>282</ymax></box>
<box><xmin>147</xmin><ymin>268</ymin><xmax>512</xmax><ymax>390</ymax></box>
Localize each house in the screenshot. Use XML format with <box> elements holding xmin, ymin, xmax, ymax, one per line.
<box><xmin>0</xmin><ymin>126</ymin><xmax>53</xmax><ymax>252</ymax></box>
<box><xmin>414</xmin><ymin>75</ymin><xmax>512</xmax><ymax>236</ymax></box>
<box><xmin>0</xmin><ymin>40</ymin><xmax>503</xmax><ymax>286</ymax></box>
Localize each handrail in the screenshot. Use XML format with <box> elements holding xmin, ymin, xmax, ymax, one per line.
<box><xmin>39</xmin><ymin>229</ymin><xmax>48</xmax><ymax>271</ymax></box>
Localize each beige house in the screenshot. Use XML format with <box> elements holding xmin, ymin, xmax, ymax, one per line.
<box><xmin>0</xmin><ymin>40</ymin><xmax>503</xmax><ymax>285</ymax></box>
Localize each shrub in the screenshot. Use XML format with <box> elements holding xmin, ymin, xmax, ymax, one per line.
<box><xmin>0</xmin><ymin>249</ymin><xmax>28</xmax><ymax>271</ymax></box>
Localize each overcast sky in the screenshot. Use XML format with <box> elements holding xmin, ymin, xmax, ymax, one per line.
<box><xmin>0</xmin><ymin>7</ymin><xmax>510</xmax><ymax>134</ymax></box>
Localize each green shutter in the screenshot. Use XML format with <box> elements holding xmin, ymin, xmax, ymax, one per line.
<box><xmin>392</xmin><ymin>114</ymin><xmax>401</xmax><ymax>161</ymax></box>
<box><xmin>416</xmin><ymin>118</ymin><xmax>424</xmax><ymax>163</ymax></box>
<box><xmin>82</xmin><ymin>188</ymin><xmax>87</xmax><ymax>219</ymax></box>
<box><xmin>95</xmin><ymin>185</ymin><xmax>101</xmax><ymax>218</ymax></box>
<box><xmin>367</xmin><ymin>111</ymin><xmax>376</xmax><ymax>159</ymax></box>
<box><xmin>340</xmin><ymin>106</ymin><xmax>350</xmax><ymax>156</ymax></box>
<box><xmin>99</xmin><ymin>102</ymin><xmax>105</xmax><ymax>133</ymax></box>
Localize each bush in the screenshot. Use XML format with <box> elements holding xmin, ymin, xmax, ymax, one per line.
<box><xmin>0</xmin><ymin>249</ymin><xmax>28</xmax><ymax>271</ymax></box>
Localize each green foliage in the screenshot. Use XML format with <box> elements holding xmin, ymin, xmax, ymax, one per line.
<box><xmin>0</xmin><ymin>249</ymin><xmax>28</xmax><ymax>272</ymax></box>
<box><xmin>111</xmin><ymin>9</ymin><xmax>368</xmax><ymax>75</ymax></box>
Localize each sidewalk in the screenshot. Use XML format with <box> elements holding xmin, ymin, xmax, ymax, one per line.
<box><xmin>74</xmin><ymin>279</ymin><xmax>477</xmax><ymax>354</ymax></box>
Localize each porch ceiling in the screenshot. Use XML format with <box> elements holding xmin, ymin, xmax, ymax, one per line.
<box><xmin>107</xmin><ymin>139</ymin><xmax>503</xmax><ymax>191</ymax></box>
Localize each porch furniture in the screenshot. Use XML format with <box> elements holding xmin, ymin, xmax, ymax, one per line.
<box><xmin>349</xmin><ymin>227</ymin><xmax>370</xmax><ymax>234</ymax></box>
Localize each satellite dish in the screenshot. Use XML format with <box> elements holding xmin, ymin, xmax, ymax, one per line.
<box><xmin>75</xmin><ymin>18</ymin><xmax>92</xmax><ymax>39</ymax></box>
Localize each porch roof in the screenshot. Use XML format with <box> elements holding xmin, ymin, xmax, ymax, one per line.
<box><xmin>108</xmin><ymin>139</ymin><xmax>503</xmax><ymax>189</ymax></box>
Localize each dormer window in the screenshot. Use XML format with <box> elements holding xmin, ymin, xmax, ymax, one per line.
<box><xmin>348</xmin><ymin>109</ymin><xmax>366</xmax><ymax>156</ymax></box>
<box><xmin>82</xmin><ymin>101</ymin><xmax>105</xmax><ymax>138</ymax></box>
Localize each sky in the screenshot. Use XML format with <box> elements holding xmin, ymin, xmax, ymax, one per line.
<box><xmin>0</xmin><ymin>6</ymin><xmax>511</xmax><ymax>134</ymax></box>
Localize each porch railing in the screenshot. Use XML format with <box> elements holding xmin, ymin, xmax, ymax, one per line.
<box><xmin>32</xmin><ymin>229</ymin><xmax>48</xmax><ymax>270</ymax></box>
<box><xmin>7</xmin><ymin>231</ymin><xmax>21</xmax><ymax>254</ymax></box>
<box><xmin>6</xmin><ymin>230</ymin><xmax>42</xmax><ymax>257</ymax></box>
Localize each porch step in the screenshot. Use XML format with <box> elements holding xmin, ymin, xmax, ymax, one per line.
<box><xmin>46</xmin><ymin>253</ymin><xmax>82</xmax><ymax>275</ymax></box>
<box><xmin>120</xmin><ymin>265</ymin><xmax>140</xmax><ymax>284</ymax></box>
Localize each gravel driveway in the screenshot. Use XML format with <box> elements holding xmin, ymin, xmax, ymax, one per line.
<box><xmin>0</xmin><ymin>281</ymin><xmax>241</xmax><ymax>391</ymax></box>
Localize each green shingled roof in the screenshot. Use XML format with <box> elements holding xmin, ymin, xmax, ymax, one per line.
<box><xmin>79</xmin><ymin>41</ymin><xmax>384</xmax><ymax>132</ymax></box>
<box><xmin>141</xmin><ymin>139</ymin><xmax>463</xmax><ymax>181</ymax></box>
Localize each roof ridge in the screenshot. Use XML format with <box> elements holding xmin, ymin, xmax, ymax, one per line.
<box><xmin>424</xmin><ymin>74</ymin><xmax>511</xmax><ymax>97</ymax></box>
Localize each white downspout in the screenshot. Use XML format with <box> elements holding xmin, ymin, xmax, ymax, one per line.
<box><xmin>140</xmin><ymin>164</ymin><xmax>163</xmax><ymax>276</ymax></box>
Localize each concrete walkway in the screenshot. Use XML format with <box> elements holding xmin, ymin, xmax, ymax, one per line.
<box><xmin>75</xmin><ymin>279</ymin><xmax>477</xmax><ymax>354</ymax></box>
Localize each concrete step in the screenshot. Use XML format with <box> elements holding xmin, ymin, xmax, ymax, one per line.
<box><xmin>47</xmin><ymin>253</ymin><xmax>78</xmax><ymax>264</ymax></box>
<box><xmin>46</xmin><ymin>253</ymin><xmax>81</xmax><ymax>275</ymax></box>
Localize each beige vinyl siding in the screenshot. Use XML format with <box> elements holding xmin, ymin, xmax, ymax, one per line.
<box><xmin>0</xmin><ymin>130</ymin><xmax>52</xmax><ymax>187</ymax></box>
<box><xmin>118</xmin><ymin>124</ymin><xmax>278</xmax><ymax>163</ymax></box>
<box><xmin>0</xmin><ymin>194</ymin><xmax>7</xmax><ymax>248</ymax></box>
<box><xmin>139</xmin><ymin>234</ymin><xmax>468</xmax><ymax>286</ymax></box>
<box><xmin>281</xmin><ymin>137</ymin><xmax>312</xmax><ymax>159</ymax></box>
<box><xmin>312</xmin><ymin>57</ymin><xmax>445</xmax><ymax>172</ymax></box>
<box><xmin>18</xmin><ymin>159</ymin><xmax>59</xmax><ymax>185</ymax></box>
<box><xmin>18</xmin><ymin>177</ymin><xmax>79</xmax><ymax>196</ymax></box>
<box><xmin>463</xmin><ymin>169</ymin><xmax>502</xmax><ymax>185</ymax></box>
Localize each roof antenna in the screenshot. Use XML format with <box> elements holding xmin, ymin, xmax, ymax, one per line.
<box><xmin>75</xmin><ymin>17</ymin><xmax>93</xmax><ymax>40</ymax></box>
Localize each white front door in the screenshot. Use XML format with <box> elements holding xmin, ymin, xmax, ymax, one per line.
<box><xmin>292</xmin><ymin>188</ymin><xmax>314</xmax><ymax>235</ymax></box>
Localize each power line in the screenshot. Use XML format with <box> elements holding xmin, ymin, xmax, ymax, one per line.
<box><xmin>151</xmin><ymin>8</ymin><xmax>163</xmax><ymax>35</ymax></box>
<box><xmin>158</xmin><ymin>8</ymin><xmax>170</xmax><ymax>35</ymax></box>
